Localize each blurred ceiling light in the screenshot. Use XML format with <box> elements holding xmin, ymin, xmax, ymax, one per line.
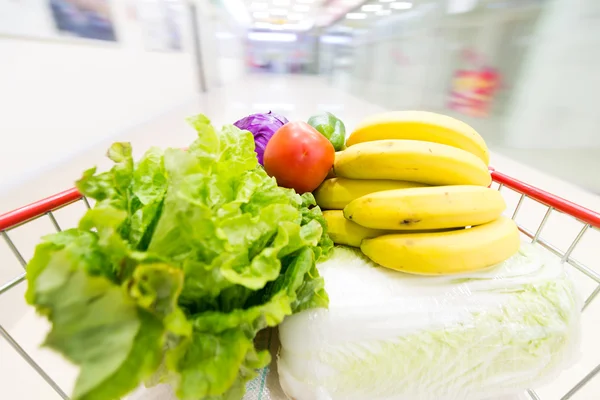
<box><xmin>375</xmin><ymin>9</ymin><xmax>391</xmax><ymax>15</ymax></box>
<box><xmin>250</xmin><ymin>2</ymin><xmax>269</xmax><ymax>10</ymax></box>
<box><xmin>248</xmin><ymin>32</ymin><xmax>298</xmax><ymax>42</ymax></box>
<box><xmin>379</xmin><ymin>0</ymin><xmax>395</xmax><ymax>2</ymax></box>
<box><xmin>362</xmin><ymin>4</ymin><xmax>382</xmax><ymax>11</ymax></box>
<box><xmin>253</xmin><ymin>11</ymin><xmax>270</xmax><ymax>18</ymax></box>
<box><xmin>293</xmin><ymin>4</ymin><xmax>310</xmax><ymax>12</ymax></box>
<box><xmin>390</xmin><ymin>1</ymin><xmax>412</xmax><ymax>9</ymax></box>
<box><xmin>271</xmin><ymin>8</ymin><xmax>288</xmax><ymax>15</ymax></box>
<box><xmin>320</xmin><ymin>35</ymin><xmax>352</xmax><ymax>44</ymax></box>
<box><xmin>272</xmin><ymin>0</ymin><xmax>290</xmax><ymax>5</ymax></box>
<box><xmin>346</xmin><ymin>12</ymin><xmax>367</xmax><ymax>19</ymax></box>
<box><xmin>287</xmin><ymin>13</ymin><xmax>304</xmax><ymax>20</ymax></box>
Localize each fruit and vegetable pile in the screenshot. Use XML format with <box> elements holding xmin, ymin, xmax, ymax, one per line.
<box><xmin>23</xmin><ymin>110</ymin><xmax>579</xmax><ymax>400</ymax></box>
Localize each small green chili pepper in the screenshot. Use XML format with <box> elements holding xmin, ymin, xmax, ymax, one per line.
<box><xmin>307</xmin><ymin>112</ymin><xmax>346</xmax><ymax>151</ymax></box>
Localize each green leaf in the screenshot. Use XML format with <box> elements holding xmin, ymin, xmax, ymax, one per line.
<box><xmin>300</xmin><ymin>196</ymin><xmax>334</xmax><ymax>261</ymax></box>
<box><xmin>191</xmin><ymin>293</ymin><xmax>290</xmax><ymax>336</ymax></box>
<box><xmin>133</xmin><ymin>147</ymin><xmax>167</xmax><ymax>206</ymax></box>
<box><xmin>76</xmin><ymin>167</ymin><xmax>107</xmax><ymax>199</ymax></box>
<box><xmin>127</xmin><ymin>263</ymin><xmax>185</xmax><ymax>319</ymax></box>
<box><xmin>33</xmin><ymin>249</ymin><xmax>161</xmax><ymax>400</ymax></box>
<box><xmin>25</xmin><ymin>230</ymin><xmax>96</xmax><ymax>304</ymax></box>
<box><xmin>217</xmin><ymin>215</ymin><xmax>321</xmax><ymax>291</ymax></box>
<box><xmin>292</xmin><ymin>263</ymin><xmax>328</xmax><ymax>312</ymax></box>
<box><xmin>260</xmin><ymin>246</ymin><xmax>328</xmax><ymax>312</ymax></box>
<box><xmin>179</xmin><ymin>258</ymin><xmax>232</xmax><ymax>308</ymax></box>
<box><xmin>171</xmin><ymin>292</ymin><xmax>291</xmax><ymax>399</ymax></box>
<box><xmin>171</xmin><ymin>329</ymin><xmax>254</xmax><ymax>400</ymax></box>
<box><xmin>106</xmin><ymin>142</ymin><xmax>134</xmax><ymax>196</ymax></box>
<box><xmin>129</xmin><ymin>147</ymin><xmax>167</xmax><ymax>249</ymax></box>
<box><xmin>216</xmin><ymin>125</ymin><xmax>257</xmax><ymax>179</ymax></box>
<box><xmin>148</xmin><ymin>188</ymin><xmax>227</xmax><ymax>263</ymax></box>
<box><xmin>129</xmin><ymin>200</ymin><xmax>163</xmax><ymax>250</ymax></box>
<box><xmin>77</xmin><ymin>144</ymin><xmax>167</xmax><ymax>251</ymax></box>
<box><xmin>187</xmin><ymin>114</ymin><xmax>220</xmax><ymax>170</ymax></box>
<box><xmin>75</xmin><ymin>310</ymin><xmax>164</xmax><ymax>400</ymax></box>
<box><xmin>76</xmin><ymin>142</ymin><xmax>134</xmax><ymax>211</ymax></box>
<box><xmin>79</xmin><ymin>207</ymin><xmax>130</xmax><ymax>280</ymax></box>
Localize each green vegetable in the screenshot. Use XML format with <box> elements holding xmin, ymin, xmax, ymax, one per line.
<box><xmin>307</xmin><ymin>112</ymin><xmax>346</xmax><ymax>151</ymax></box>
<box><xmin>278</xmin><ymin>245</ymin><xmax>581</xmax><ymax>399</ymax></box>
<box><xmin>25</xmin><ymin>115</ymin><xmax>333</xmax><ymax>400</ymax></box>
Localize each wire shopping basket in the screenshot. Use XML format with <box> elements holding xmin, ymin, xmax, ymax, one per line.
<box><xmin>1</xmin><ymin>170</ymin><xmax>599</xmax><ymax>400</ymax></box>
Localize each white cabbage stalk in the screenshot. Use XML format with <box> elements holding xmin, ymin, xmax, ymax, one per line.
<box><xmin>277</xmin><ymin>245</ymin><xmax>580</xmax><ymax>400</ymax></box>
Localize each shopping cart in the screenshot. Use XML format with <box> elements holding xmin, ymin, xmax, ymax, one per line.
<box><xmin>1</xmin><ymin>170</ymin><xmax>599</xmax><ymax>400</ymax></box>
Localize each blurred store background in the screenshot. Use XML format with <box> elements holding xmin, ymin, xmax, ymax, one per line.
<box><xmin>0</xmin><ymin>0</ymin><xmax>599</xmax><ymax>201</ymax></box>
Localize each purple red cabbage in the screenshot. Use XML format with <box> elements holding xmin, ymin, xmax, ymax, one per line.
<box><xmin>233</xmin><ymin>111</ymin><xmax>289</xmax><ymax>165</ymax></box>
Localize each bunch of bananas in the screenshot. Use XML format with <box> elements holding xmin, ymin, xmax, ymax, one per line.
<box><xmin>314</xmin><ymin>111</ymin><xmax>520</xmax><ymax>275</ymax></box>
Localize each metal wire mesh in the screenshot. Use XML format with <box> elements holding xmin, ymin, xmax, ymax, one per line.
<box><xmin>495</xmin><ymin>183</ymin><xmax>600</xmax><ymax>400</ymax></box>
<box><xmin>0</xmin><ymin>195</ymin><xmax>90</xmax><ymax>400</ymax></box>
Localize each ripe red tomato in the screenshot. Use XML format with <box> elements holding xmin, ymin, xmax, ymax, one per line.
<box><xmin>264</xmin><ymin>121</ymin><xmax>335</xmax><ymax>193</ymax></box>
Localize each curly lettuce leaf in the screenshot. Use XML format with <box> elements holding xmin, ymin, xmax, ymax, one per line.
<box><xmin>169</xmin><ymin>249</ymin><xmax>322</xmax><ymax>399</ymax></box>
<box><xmin>76</xmin><ymin>142</ymin><xmax>133</xmax><ymax>211</ymax></box>
<box><xmin>187</xmin><ymin>114</ymin><xmax>257</xmax><ymax>180</ymax></box>
<box><xmin>27</xmin><ymin>242</ymin><xmax>162</xmax><ymax>400</ymax></box>
<box><xmin>130</xmin><ymin>147</ymin><xmax>167</xmax><ymax>249</ymax></box>
<box><xmin>76</xmin><ymin>145</ymin><xmax>167</xmax><ymax>251</ymax></box>
<box><xmin>26</xmin><ymin>114</ymin><xmax>332</xmax><ymax>400</ymax></box>
<box><xmin>25</xmin><ymin>229</ymin><xmax>103</xmax><ymax>304</ymax></box>
<box><xmin>171</xmin><ymin>291</ymin><xmax>292</xmax><ymax>399</ymax></box>
<box><xmin>299</xmin><ymin>192</ymin><xmax>334</xmax><ymax>262</ymax></box>
<box><xmin>149</xmin><ymin>125</ymin><xmax>326</xmax><ymax>296</ymax></box>
<box><xmin>25</xmin><ymin>226</ymin><xmax>185</xmax><ymax>400</ymax></box>
<box><xmin>171</xmin><ymin>329</ymin><xmax>268</xmax><ymax>400</ymax></box>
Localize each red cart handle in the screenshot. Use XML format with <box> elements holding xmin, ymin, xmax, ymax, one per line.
<box><xmin>1</xmin><ymin>171</ymin><xmax>599</xmax><ymax>231</ymax></box>
<box><xmin>491</xmin><ymin>170</ymin><xmax>600</xmax><ymax>228</ymax></box>
<box><xmin>0</xmin><ymin>188</ymin><xmax>83</xmax><ymax>231</ymax></box>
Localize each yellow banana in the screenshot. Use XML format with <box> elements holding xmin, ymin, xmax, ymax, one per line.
<box><xmin>334</xmin><ymin>140</ymin><xmax>491</xmax><ymax>187</ymax></box>
<box><xmin>347</xmin><ymin>110</ymin><xmax>490</xmax><ymax>165</ymax></box>
<box><xmin>344</xmin><ymin>185</ymin><xmax>505</xmax><ymax>230</ymax></box>
<box><xmin>314</xmin><ymin>177</ymin><xmax>426</xmax><ymax>210</ymax></box>
<box><xmin>323</xmin><ymin>210</ymin><xmax>388</xmax><ymax>247</ymax></box>
<box><xmin>323</xmin><ymin>210</ymin><xmax>456</xmax><ymax>247</ymax></box>
<box><xmin>361</xmin><ymin>217</ymin><xmax>520</xmax><ymax>275</ymax></box>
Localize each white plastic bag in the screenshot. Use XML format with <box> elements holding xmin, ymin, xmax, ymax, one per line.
<box><xmin>278</xmin><ymin>245</ymin><xmax>581</xmax><ymax>400</ymax></box>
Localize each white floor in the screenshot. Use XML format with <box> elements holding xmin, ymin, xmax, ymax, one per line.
<box><xmin>1</xmin><ymin>74</ymin><xmax>599</xmax><ymax>400</ymax></box>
